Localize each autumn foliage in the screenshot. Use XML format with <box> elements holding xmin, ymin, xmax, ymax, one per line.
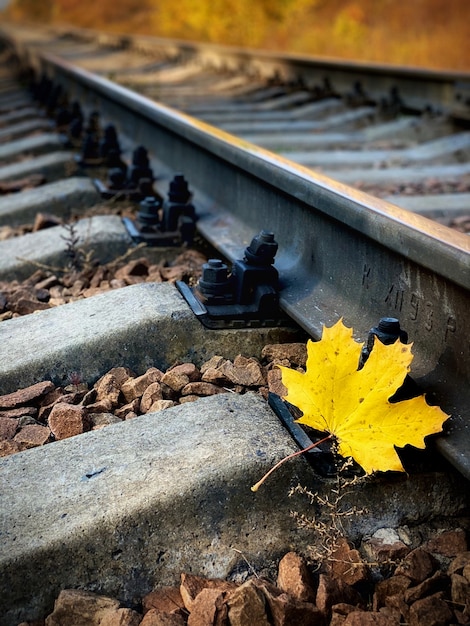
<box><xmin>4</xmin><ymin>0</ymin><xmax>470</xmax><ymax>71</ymax></box>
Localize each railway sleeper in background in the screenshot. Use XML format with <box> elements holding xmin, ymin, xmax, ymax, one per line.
<box><xmin>177</xmin><ymin>230</ymin><xmax>292</xmax><ymax>329</ymax></box>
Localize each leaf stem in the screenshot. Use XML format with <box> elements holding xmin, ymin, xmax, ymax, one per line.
<box><xmin>251</xmin><ymin>434</ymin><xmax>332</xmax><ymax>492</ymax></box>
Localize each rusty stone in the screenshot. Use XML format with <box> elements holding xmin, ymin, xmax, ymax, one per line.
<box><xmin>329</xmin><ymin>539</ymin><xmax>369</xmax><ymax>586</ymax></box>
<box><xmin>395</xmin><ymin>548</ymin><xmax>437</xmax><ymax>584</ymax></box>
<box><xmin>0</xmin><ymin>406</ymin><xmax>38</xmax><ymax>418</ymax></box>
<box><xmin>316</xmin><ymin>574</ymin><xmax>362</xmax><ymax>617</ymax></box>
<box><xmin>94</xmin><ymin>372</ymin><xmax>122</xmax><ymax>407</ymax></box>
<box><xmin>167</xmin><ymin>363</ymin><xmax>200</xmax><ymax>382</ymax></box>
<box><xmin>277</xmin><ymin>551</ymin><xmax>316</xmax><ymax>603</ymax></box>
<box><xmin>373</xmin><ymin>575</ymin><xmax>412</xmax><ymax>610</ymax></box>
<box><xmin>221</xmin><ymin>355</ymin><xmax>266</xmax><ymax>387</ymax></box>
<box><xmin>140</xmin><ymin>610</ymin><xmax>185</xmax><ymax>625</ymax></box>
<box><xmin>140</xmin><ymin>382</ymin><xmax>164</xmax><ymax>413</ymax></box>
<box><xmin>200</xmin><ymin>356</ymin><xmax>227</xmax><ymax>374</ymax></box>
<box><xmin>259</xmin><ymin>580</ymin><xmax>323</xmax><ymax>626</ymax></box>
<box><xmin>343</xmin><ymin>611</ymin><xmax>399</xmax><ymax>625</ymax></box>
<box><xmin>44</xmin><ymin>589</ymin><xmax>120</xmax><ymax>625</ymax></box>
<box><xmin>408</xmin><ymin>592</ymin><xmax>453</xmax><ymax>626</ymax></box>
<box><xmin>33</xmin><ymin>212</ymin><xmax>63</xmax><ymax>231</ymax></box>
<box><xmin>121</xmin><ymin>368</ymin><xmax>163</xmax><ymax>402</ymax></box>
<box><xmin>48</xmin><ymin>402</ymin><xmax>89</xmax><ymax>440</ymax></box>
<box><xmin>180</xmin><ymin>574</ymin><xmax>236</xmax><ymax>614</ymax></box>
<box><xmin>0</xmin><ymin>439</ymin><xmax>26</xmax><ymax>457</ymax></box>
<box><xmin>267</xmin><ymin>368</ymin><xmax>288</xmax><ymax>397</ymax></box>
<box><xmin>142</xmin><ymin>586</ymin><xmax>185</xmax><ymax>614</ymax></box>
<box><xmin>425</xmin><ymin>529</ymin><xmax>468</xmax><ymax>557</ymax></box>
<box><xmin>226</xmin><ymin>579</ymin><xmax>270</xmax><ymax>626</ymax></box>
<box><xmin>448</xmin><ymin>552</ymin><xmax>470</xmax><ymax>576</ymax></box>
<box><xmin>0</xmin><ymin>416</ymin><xmax>18</xmax><ymax>440</ymax></box>
<box><xmin>0</xmin><ymin>380</ymin><xmax>55</xmax><ymax>408</ymax></box>
<box><xmin>187</xmin><ymin>587</ymin><xmax>229</xmax><ymax>626</ymax></box>
<box><xmin>89</xmin><ymin>413</ymin><xmax>123</xmax><ymax>429</ymax></box>
<box><xmin>13</xmin><ymin>424</ymin><xmax>50</xmax><ymax>448</ymax></box>
<box><xmin>100</xmin><ymin>608</ymin><xmax>143</xmax><ymax>626</ymax></box>
<box><xmin>261</xmin><ymin>343</ymin><xmax>307</xmax><ymax>367</ymax></box>
<box><xmin>451</xmin><ymin>573</ymin><xmax>470</xmax><ymax>606</ymax></box>
<box><xmin>384</xmin><ymin>594</ymin><xmax>409</xmax><ymax>622</ymax></box>
<box><xmin>161</xmin><ymin>370</ymin><xmax>190</xmax><ymax>393</ymax></box>
<box><xmin>181</xmin><ymin>382</ymin><xmax>228</xmax><ymax>397</ymax></box>
<box><xmin>148</xmin><ymin>399</ymin><xmax>176</xmax><ymax>412</ymax></box>
<box><xmin>404</xmin><ymin>570</ymin><xmax>449</xmax><ymax>604</ymax></box>
<box><xmin>114</xmin><ymin>399</ymin><xmax>140</xmax><ymax>419</ymax></box>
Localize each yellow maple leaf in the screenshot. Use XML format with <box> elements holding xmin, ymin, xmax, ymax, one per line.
<box><xmin>279</xmin><ymin>319</ymin><xmax>449</xmax><ymax>474</ymax></box>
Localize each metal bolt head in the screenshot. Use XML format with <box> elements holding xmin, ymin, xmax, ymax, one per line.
<box><xmin>245</xmin><ymin>230</ymin><xmax>278</xmax><ymax>266</ymax></box>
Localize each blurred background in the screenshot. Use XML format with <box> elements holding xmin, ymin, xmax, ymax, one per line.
<box><xmin>2</xmin><ymin>0</ymin><xmax>469</xmax><ymax>71</ymax></box>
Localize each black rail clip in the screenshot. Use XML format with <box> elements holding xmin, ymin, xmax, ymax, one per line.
<box><xmin>177</xmin><ymin>230</ymin><xmax>291</xmax><ymax>329</ymax></box>
<box><xmin>122</xmin><ymin>174</ymin><xmax>197</xmax><ymax>246</ymax></box>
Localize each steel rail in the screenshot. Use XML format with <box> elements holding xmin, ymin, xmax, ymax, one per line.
<box><xmin>4</xmin><ymin>34</ymin><xmax>470</xmax><ymax>478</ymax></box>
<box><xmin>49</xmin><ymin>24</ymin><xmax>470</xmax><ymax>118</ymax></box>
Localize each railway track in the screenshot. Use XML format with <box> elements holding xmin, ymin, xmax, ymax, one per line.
<box><xmin>2</xmin><ymin>23</ymin><xmax>468</xmax><ymax>473</ymax></box>
<box><xmin>1</xmin><ymin>25</ymin><xmax>469</xmax><ymax>470</ymax></box>
<box><xmin>0</xmin><ymin>23</ymin><xmax>469</xmax><ymax>624</ymax></box>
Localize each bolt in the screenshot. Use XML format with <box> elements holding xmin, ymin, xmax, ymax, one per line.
<box><xmin>198</xmin><ymin>259</ymin><xmax>232</xmax><ymax>299</ymax></box>
<box><xmin>359</xmin><ymin>317</ymin><xmax>408</xmax><ymax>368</ymax></box>
<box><xmin>137</xmin><ymin>196</ymin><xmax>161</xmax><ymax>227</ymax></box>
<box><xmin>244</xmin><ymin>230</ymin><xmax>278</xmax><ymax>266</ymax></box>
<box><xmin>168</xmin><ymin>174</ymin><xmax>191</xmax><ymax>204</ymax></box>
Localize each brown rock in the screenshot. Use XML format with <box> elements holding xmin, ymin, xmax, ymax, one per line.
<box><xmin>121</xmin><ymin>368</ymin><xmax>163</xmax><ymax>402</ymax></box>
<box><xmin>45</xmin><ymin>589</ymin><xmax>120</xmax><ymax>626</ymax></box>
<box><xmin>373</xmin><ymin>575</ymin><xmax>412</xmax><ymax>610</ymax></box>
<box><xmin>39</xmin><ymin>388</ymin><xmax>65</xmax><ymax>408</ymax></box>
<box><xmin>451</xmin><ymin>573</ymin><xmax>470</xmax><ymax>606</ymax></box>
<box><xmin>180</xmin><ymin>574</ymin><xmax>237</xmax><ymax>613</ymax></box>
<box><xmin>48</xmin><ymin>403</ymin><xmax>89</xmax><ymax>440</ymax></box>
<box><xmin>404</xmin><ymin>570</ymin><xmax>449</xmax><ymax>604</ymax></box>
<box><xmin>329</xmin><ymin>539</ymin><xmax>369</xmax><ymax>586</ymax></box>
<box><xmin>385</xmin><ymin>592</ymin><xmax>410</xmax><ymax>621</ymax></box>
<box><xmin>94</xmin><ymin>373</ymin><xmax>122</xmax><ymax>408</ymax></box>
<box><xmin>277</xmin><ymin>551</ymin><xmax>316</xmax><ymax>602</ymax></box>
<box><xmin>142</xmin><ymin>586</ymin><xmax>185</xmax><ymax>614</ymax></box>
<box><xmin>201</xmin><ymin>367</ymin><xmax>230</xmax><ymax>386</ymax></box>
<box><xmin>426</xmin><ymin>529</ymin><xmax>468</xmax><ymax>557</ymax></box>
<box><xmin>343</xmin><ymin>611</ymin><xmax>399</xmax><ymax>625</ymax></box>
<box><xmin>161</xmin><ymin>370</ymin><xmax>190</xmax><ymax>393</ymax></box>
<box><xmin>114</xmin><ymin>399</ymin><xmax>140</xmax><ymax>419</ymax></box>
<box><xmin>100</xmin><ymin>608</ymin><xmax>143</xmax><ymax>626</ymax></box>
<box><xmin>395</xmin><ymin>548</ymin><xmax>437</xmax><ymax>584</ymax></box>
<box><xmin>261</xmin><ymin>343</ymin><xmax>307</xmax><ymax>367</ymax></box>
<box><xmin>0</xmin><ymin>380</ymin><xmax>55</xmax><ymax>408</ymax></box>
<box><xmin>181</xmin><ymin>382</ymin><xmax>227</xmax><ymax>397</ymax></box>
<box><xmin>148</xmin><ymin>400</ymin><xmax>176</xmax><ymax>412</ymax></box>
<box><xmin>267</xmin><ymin>368</ymin><xmax>287</xmax><ymax>397</ymax></box>
<box><xmin>221</xmin><ymin>355</ymin><xmax>266</xmax><ymax>387</ymax></box>
<box><xmin>89</xmin><ymin>413</ymin><xmax>123</xmax><ymax>429</ymax></box>
<box><xmin>13</xmin><ymin>298</ymin><xmax>50</xmax><ymax>315</ymax></box>
<box><xmin>408</xmin><ymin>592</ymin><xmax>453</xmax><ymax>626</ymax></box>
<box><xmin>178</xmin><ymin>395</ymin><xmax>199</xmax><ymax>404</ymax></box>
<box><xmin>260</xmin><ymin>581</ymin><xmax>323</xmax><ymax>626</ymax></box>
<box><xmin>226</xmin><ymin>579</ymin><xmax>270</xmax><ymax>626</ymax></box>
<box><xmin>448</xmin><ymin>552</ymin><xmax>470</xmax><ymax>576</ymax></box>
<box><xmin>13</xmin><ymin>424</ymin><xmax>50</xmax><ymax>448</ymax></box>
<box><xmin>463</xmin><ymin>563</ymin><xmax>470</xmax><ymax>582</ymax></box>
<box><xmin>115</xmin><ymin>258</ymin><xmax>150</xmax><ymax>281</ymax></box>
<box><xmin>0</xmin><ymin>406</ymin><xmax>38</xmax><ymax>418</ymax></box>
<box><xmin>0</xmin><ymin>416</ymin><xmax>18</xmax><ymax>439</ymax></box>
<box><xmin>168</xmin><ymin>363</ymin><xmax>200</xmax><ymax>382</ymax></box>
<box><xmin>140</xmin><ymin>382</ymin><xmax>164</xmax><ymax>413</ymax></box>
<box><xmin>316</xmin><ymin>574</ymin><xmax>362</xmax><ymax>617</ymax></box>
<box><xmin>331</xmin><ymin>604</ymin><xmax>357</xmax><ymax>625</ymax></box>
<box><xmin>140</xmin><ymin>610</ymin><xmax>185</xmax><ymax>625</ymax></box>
<box><xmin>362</xmin><ymin>537</ymin><xmax>410</xmax><ymax>564</ymax></box>
<box><xmin>0</xmin><ymin>439</ymin><xmax>26</xmax><ymax>457</ymax></box>
<box><xmin>187</xmin><ymin>587</ymin><xmax>228</xmax><ymax>626</ymax></box>
<box><xmin>33</xmin><ymin>212</ymin><xmax>62</xmax><ymax>231</ymax></box>
<box><xmin>200</xmin><ymin>356</ymin><xmax>227</xmax><ymax>374</ymax></box>
<box><xmin>85</xmin><ymin>399</ymin><xmax>115</xmax><ymax>413</ymax></box>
